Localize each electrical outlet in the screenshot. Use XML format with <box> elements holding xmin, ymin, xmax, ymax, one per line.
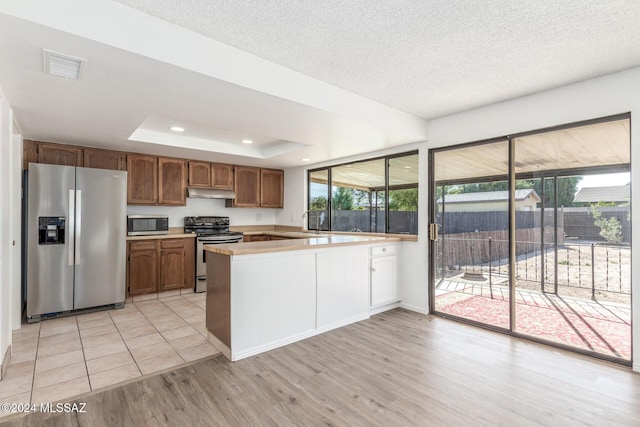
<box><xmin>256</xmin><ymin>214</ymin><xmax>263</xmax><ymax>222</ymax></box>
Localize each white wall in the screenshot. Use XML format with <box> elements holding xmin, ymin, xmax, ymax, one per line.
<box><xmin>276</xmin><ymin>166</ymin><xmax>307</xmax><ymax>227</ymax></box>
<box><xmin>0</xmin><ymin>87</ymin><xmax>14</xmax><ymax>367</ymax></box>
<box><xmin>277</xmin><ymin>67</ymin><xmax>640</xmax><ymax>370</ymax></box>
<box><xmin>426</xmin><ymin>66</ymin><xmax>640</xmax><ymax>371</ymax></box>
<box><xmin>126</xmin><ymin>197</ymin><xmax>280</xmax><ymax>228</ymax></box>
<box><xmin>10</xmin><ymin>125</ymin><xmax>22</xmax><ymax>329</ymax></box>
<box><xmin>276</xmin><ymin>142</ymin><xmax>430</xmax><ymax>315</ymax></box>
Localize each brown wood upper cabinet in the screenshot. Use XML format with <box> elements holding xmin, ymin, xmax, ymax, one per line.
<box><xmin>188</xmin><ymin>161</ymin><xmax>233</xmax><ymax>190</ymax></box>
<box><xmin>37</xmin><ymin>142</ymin><xmax>83</xmax><ymax>167</ymax></box>
<box><xmin>211</xmin><ymin>163</ymin><xmax>234</xmax><ymax>190</ymax></box>
<box><xmin>127</xmin><ymin>154</ymin><xmax>158</xmax><ymax>204</ymax></box>
<box><xmin>23</xmin><ymin>140</ymin><xmax>38</xmax><ymax>169</ymax></box>
<box><xmin>188</xmin><ymin>161</ymin><xmax>211</xmax><ymax>187</ymax></box>
<box><xmin>229</xmin><ymin>166</ymin><xmax>261</xmax><ymax>207</ymax></box>
<box><xmin>227</xmin><ymin>166</ymin><xmax>284</xmax><ymax>208</ymax></box>
<box><xmin>158</xmin><ymin>157</ymin><xmax>186</xmax><ymax>205</ymax></box>
<box><xmin>83</xmin><ymin>148</ymin><xmax>126</xmax><ymax>170</ymax></box>
<box><xmin>128</xmin><ymin>155</ymin><xmax>186</xmax><ymax>206</ymax></box>
<box><xmin>260</xmin><ymin>168</ymin><xmax>284</xmax><ymax>208</ymax></box>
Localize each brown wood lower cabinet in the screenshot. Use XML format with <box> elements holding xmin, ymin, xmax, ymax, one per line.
<box><xmin>160</xmin><ymin>239</ymin><xmax>186</xmax><ymax>291</ymax></box>
<box><xmin>127</xmin><ymin>237</ymin><xmax>195</xmax><ymax>295</ymax></box>
<box><xmin>128</xmin><ymin>240</ymin><xmax>158</xmax><ymax>295</ymax></box>
<box><xmin>243</xmin><ymin>235</ymin><xmax>270</xmax><ymax>242</ymax></box>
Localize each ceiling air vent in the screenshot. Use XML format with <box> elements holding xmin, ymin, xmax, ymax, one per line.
<box><xmin>43</xmin><ymin>49</ymin><xmax>87</xmax><ymax>80</ymax></box>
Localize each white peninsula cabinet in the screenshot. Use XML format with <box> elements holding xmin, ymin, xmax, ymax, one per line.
<box><xmin>204</xmin><ymin>236</ymin><xmax>399</xmax><ymax>361</ymax></box>
<box><xmin>370</xmin><ymin>243</ymin><xmax>399</xmax><ymax>313</ymax></box>
<box><xmin>316</xmin><ymin>247</ymin><xmax>370</xmax><ymax>329</ymax></box>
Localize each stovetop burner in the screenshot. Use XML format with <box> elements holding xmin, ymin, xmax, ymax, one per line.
<box><xmin>184</xmin><ymin>216</ymin><xmax>242</xmax><ymax>237</ymax></box>
<box><xmin>184</xmin><ymin>216</ymin><xmax>229</xmax><ymax>227</ymax></box>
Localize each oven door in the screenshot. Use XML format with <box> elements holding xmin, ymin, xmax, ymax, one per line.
<box><xmin>196</xmin><ymin>236</ymin><xmax>243</xmax><ymax>292</ymax></box>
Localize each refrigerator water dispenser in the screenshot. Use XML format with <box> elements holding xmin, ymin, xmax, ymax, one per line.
<box><xmin>38</xmin><ymin>217</ymin><xmax>65</xmax><ymax>245</ymax></box>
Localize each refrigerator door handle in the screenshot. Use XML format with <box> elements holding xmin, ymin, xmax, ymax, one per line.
<box><xmin>68</xmin><ymin>189</ymin><xmax>75</xmax><ymax>266</ymax></box>
<box><xmin>75</xmin><ymin>190</ymin><xmax>82</xmax><ymax>266</ymax></box>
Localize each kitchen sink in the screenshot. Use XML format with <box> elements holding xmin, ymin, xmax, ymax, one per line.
<box><xmin>281</xmin><ymin>231</ymin><xmax>329</xmax><ymax>237</ymax></box>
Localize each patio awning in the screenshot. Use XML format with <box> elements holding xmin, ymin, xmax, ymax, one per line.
<box><xmin>434</xmin><ymin>117</ymin><xmax>630</xmax><ymax>183</ymax></box>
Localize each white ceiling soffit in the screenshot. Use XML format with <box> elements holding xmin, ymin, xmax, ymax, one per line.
<box><xmin>0</xmin><ymin>1</ymin><xmax>427</xmax><ymax>168</ymax></box>
<box><xmin>434</xmin><ymin>118</ymin><xmax>630</xmax><ymax>183</ymax></box>
<box><xmin>2</xmin><ymin>1</ymin><xmax>640</xmax><ymax>168</ymax></box>
<box><xmin>113</xmin><ymin>0</ymin><xmax>640</xmax><ymax>119</ymax></box>
<box><xmin>129</xmin><ymin>117</ymin><xmax>310</xmax><ymax>159</ymax></box>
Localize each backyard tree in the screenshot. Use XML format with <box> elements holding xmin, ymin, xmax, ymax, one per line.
<box><xmin>532</xmin><ymin>176</ymin><xmax>583</xmax><ymax>208</ymax></box>
<box><xmin>591</xmin><ymin>203</ymin><xmax>623</xmax><ymax>244</ymax></box>
<box><xmin>310</xmin><ymin>195</ymin><xmax>327</xmax><ymax>210</ymax></box>
<box><xmin>443</xmin><ymin>176</ymin><xmax>582</xmax><ymax>208</ymax></box>
<box><xmin>389</xmin><ymin>188</ymin><xmax>418</xmax><ymax>210</ymax></box>
<box><xmin>332</xmin><ymin>187</ymin><xmax>354</xmax><ymax>210</ymax></box>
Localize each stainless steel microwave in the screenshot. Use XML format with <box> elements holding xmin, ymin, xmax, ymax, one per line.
<box><xmin>127</xmin><ymin>215</ymin><xmax>169</xmax><ymax>236</ymax></box>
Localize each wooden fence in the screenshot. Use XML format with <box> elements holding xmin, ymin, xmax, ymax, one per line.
<box><xmin>563</xmin><ymin>207</ymin><xmax>630</xmax><ymax>243</ymax></box>
<box><xmin>437</xmin><ymin>228</ymin><xmax>564</xmax><ymax>267</ymax></box>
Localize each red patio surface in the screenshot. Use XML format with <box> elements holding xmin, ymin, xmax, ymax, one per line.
<box><xmin>435</xmin><ymin>280</ymin><xmax>631</xmax><ymax>360</ymax></box>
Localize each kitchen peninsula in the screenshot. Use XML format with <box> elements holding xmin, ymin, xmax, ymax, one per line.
<box><xmin>204</xmin><ymin>235</ymin><xmax>400</xmax><ymax>361</ymax></box>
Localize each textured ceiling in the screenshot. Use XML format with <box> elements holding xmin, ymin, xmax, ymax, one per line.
<box><xmin>114</xmin><ymin>0</ymin><xmax>640</xmax><ymax>119</ymax></box>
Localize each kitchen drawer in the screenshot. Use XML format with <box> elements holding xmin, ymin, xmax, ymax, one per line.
<box><xmin>370</xmin><ymin>244</ymin><xmax>396</xmax><ymax>257</ymax></box>
<box><xmin>129</xmin><ymin>240</ymin><xmax>157</xmax><ymax>251</ymax></box>
<box><xmin>161</xmin><ymin>239</ymin><xmax>185</xmax><ymax>249</ymax></box>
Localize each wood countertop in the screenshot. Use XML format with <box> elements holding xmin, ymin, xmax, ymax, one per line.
<box><xmin>126</xmin><ymin>229</ymin><xmax>196</xmax><ymax>241</ymax></box>
<box><xmin>204</xmin><ymin>235</ymin><xmax>400</xmax><ymax>256</ymax></box>
<box><xmin>239</xmin><ymin>229</ymin><xmax>417</xmax><ymax>242</ymax></box>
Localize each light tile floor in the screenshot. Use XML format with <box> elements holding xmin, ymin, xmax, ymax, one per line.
<box><xmin>0</xmin><ymin>292</ymin><xmax>218</xmax><ymax>416</ymax></box>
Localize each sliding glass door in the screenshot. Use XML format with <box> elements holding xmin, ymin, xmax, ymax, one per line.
<box><xmin>512</xmin><ymin>119</ymin><xmax>631</xmax><ymax>360</ymax></box>
<box><xmin>430</xmin><ymin>115</ymin><xmax>632</xmax><ymax>364</ymax></box>
<box><xmin>432</xmin><ymin>139</ymin><xmax>510</xmax><ymax>330</ymax></box>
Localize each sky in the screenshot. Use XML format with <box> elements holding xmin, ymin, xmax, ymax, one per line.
<box><xmin>575</xmin><ymin>172</ymin><xmax>630</xmax><ymax>190</ymax></box>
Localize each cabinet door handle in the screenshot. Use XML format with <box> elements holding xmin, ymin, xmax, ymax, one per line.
<box><xmin>371</xmin><ymin>267</ymin><xmax>376</xmax><ymax>272</ymax></box>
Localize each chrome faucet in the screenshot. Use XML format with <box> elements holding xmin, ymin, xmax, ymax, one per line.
<box><xmin>302</xmin><ymin>209</ymin><xmax>322</xmax><ymax>234</ymax></box>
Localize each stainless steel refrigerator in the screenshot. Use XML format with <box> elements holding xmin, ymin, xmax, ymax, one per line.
<box><xmin>26</xmin><ymin>163</ymin><xmax>127</xmax><ymax>322</ymax></box>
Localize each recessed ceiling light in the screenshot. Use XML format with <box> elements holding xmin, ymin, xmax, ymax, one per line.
<box><xmin>403</xmin><ymin>165</ymin><xmax>412</xmax><ymax>169</ymax></box>
<box><xmin>170</xmin><ymin>126</ymin><xmax>184</xmax><ymax>132</ymax></box>
<box><xmin>301</xmin><ymin>158</ymin><xmax>311</xmax><ymax>162</ymax></box>
<box><xmin>242</xmin><ymin>139</ymin><xmax>253</xmax><ymax>144</ymax></box>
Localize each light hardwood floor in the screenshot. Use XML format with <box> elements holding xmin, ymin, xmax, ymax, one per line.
<box><xmin>1</xmin><ymin>309</ymin><xmax>638</xmax><ymax>426</ymax></box>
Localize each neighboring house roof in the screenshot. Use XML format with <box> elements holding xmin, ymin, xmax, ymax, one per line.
<box><xmin>573</xmin><ymin>184</ymin><xmax>630</xmax><ymax>204</ymax></box>
<box><xmin>439</xmin><ymin>189</ymin><xmax>541</xmax><ymax>204</ymax></box>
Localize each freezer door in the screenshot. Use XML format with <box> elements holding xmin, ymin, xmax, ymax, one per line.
<box><xmin>26</xmin><ymin>164</ymin><xmax>75</xmax><ymax>317</ymax></box>
<box><xmin>74</xmin><ymin>167</ymin><xmax>127</xmax><ymax>309</ymax></box>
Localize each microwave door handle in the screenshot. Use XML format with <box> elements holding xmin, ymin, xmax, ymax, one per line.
<box><xmin>68</xmin><ymin>189</ymin><xmax>75</xmax><ymax>266</ymax></box>
<box><xmin>75</xmin><ymin>190</ymin><xmax>82</xmax><ymax>265</ymax></box>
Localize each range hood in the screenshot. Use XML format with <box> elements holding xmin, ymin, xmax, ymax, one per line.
<box><xmin>187</xmin><ymin>187</ymin><xmax>236</xmax><ymax>199</ymax></box>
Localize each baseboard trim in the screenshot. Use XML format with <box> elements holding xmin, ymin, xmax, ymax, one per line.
<box><xmin>370</xmin><ymin>302</ymin><xmax>400</xmax><ymax>315</ymax></box>
<box><xmin>229</xmin><ymin>312</ymin><xmax>371</xmax><ymax>362</ymax></box>
<box><xmin>1</xmin><ymin>345</ymin><xmax>11</xmax><ymax>380</ymax></box>
<box><xmin>206</xmin><ymin>332</ymin><xmax>231</xmax><ymax>361</ymax></box>
<box><xmin>399</xmin><ymin>303</ymin><xmax>430</xmax><ymax>315</ymax></box>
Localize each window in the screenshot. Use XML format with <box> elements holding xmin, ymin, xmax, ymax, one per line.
<box><xmin>307</xmin><ymin>151</ymin><xmax>418</xmax><ymax>234</ymax></box>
